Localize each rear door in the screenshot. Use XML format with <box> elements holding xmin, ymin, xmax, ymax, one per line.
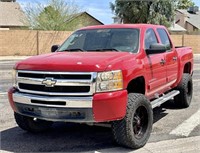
<box><xmin>157</xmin><ymin>28</ymin><xmax>178</xmax><ymax>85</ymax></box>
<box><xmin>145</xmin><ymin>28</ymin><xmax>167</xmax><ymax>93</ymax></box>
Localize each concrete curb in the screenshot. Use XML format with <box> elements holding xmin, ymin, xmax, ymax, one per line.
<box><xmin>0</xmin><ymin>56</ymin><xmax>31</xmax><ymax>61</ymax></box>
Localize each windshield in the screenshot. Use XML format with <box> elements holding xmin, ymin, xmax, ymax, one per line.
<box><xmin>58</xmin><ymin>28</ymin><xmax>140</xmax><ymax>53</ymax></box>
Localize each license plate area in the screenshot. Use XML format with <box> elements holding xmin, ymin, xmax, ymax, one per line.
<box><xmin>38</xmin><ymin>107</ymin><xmax>85</xmax><ymax>119</ymax></box>
<box><xmin>38</xmin><ymin>107</ymin><xmax>58</xmax><ymax>117</ymax></box>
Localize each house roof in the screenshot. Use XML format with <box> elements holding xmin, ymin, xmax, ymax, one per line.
<box><xmin>177</xmin><ymin>9</ymin><xmax>200</xmax><ymax>29</ymax></box>
<box><xmin>0</xmin><ymin>2</ymin><xmax>28</xmax><ymax>27</ymax></box>
<box><xmin>169</xmin><ymin>23</ymin><xmax>186</xmax><ymax>32</ymax></box>
<box><xmin>66</xmin><ymin>12</ymin><xmax>104</xmax><ymax>25</ymax></box>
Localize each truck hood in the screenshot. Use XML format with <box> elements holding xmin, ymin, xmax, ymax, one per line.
<box><xmin>15</xmin><ymin>52</ymin><xmax>132</xmax><ymax>72</ymax></box>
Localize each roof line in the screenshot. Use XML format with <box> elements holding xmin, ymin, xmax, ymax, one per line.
<box><xmin>176</xmin><ymin>9</ymin><xmax>185</xmax><ymax>14</ymax></box>
<box><xmin>66</xmin><ymin>11</ymin><xmax>104</xmax><ymax>25</ymax></box>
<box><xmin>186</xmin><ymin>21</ymin><xmax>199</xmax><ymax>29</ymax></box>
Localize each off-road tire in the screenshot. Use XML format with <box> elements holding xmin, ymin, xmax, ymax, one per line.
<box><xmin>111</xmin><ymin>93</ymin><xmax>153</xmax><ymax>149</ymax></box>
<box><xmin>14</xmin><ymin>112</ymin><xmax>53</xmax><ymax>133</ymax></box>
<box><xmin>174</xmin><ymin>73</ymin><xmax>193</xmax><ymax>108</ymax></box>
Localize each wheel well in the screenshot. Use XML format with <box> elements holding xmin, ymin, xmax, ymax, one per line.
<box><xmin>127</xmin><ymin>77</ymin><xmax>145</xmax><ymax>94</ymax></box>
<box><xmin>184</xmin><ymin>62</ymin><xmax>191</xmax><ymax>74</ymax></box>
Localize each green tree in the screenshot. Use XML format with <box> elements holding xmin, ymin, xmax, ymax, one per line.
<box><xmin>110</xmin><ymin>0</ymin><xmax>176</xmax><ymax>27</ymax></box>
<box><xmin>177</xmin><ymin>0</ymin><xmax>195</xmax><ymax>9</ymax></box>
<box><xmin>24</xmin><ymin>0</ymin><xmax>81</xmax><ymax>30</ymax></box>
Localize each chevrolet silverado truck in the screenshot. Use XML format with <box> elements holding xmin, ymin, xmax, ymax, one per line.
<box><xmin>8</xmin><ymin>24</ymin><xmax>193</xmax><ymax>149</ymax></box>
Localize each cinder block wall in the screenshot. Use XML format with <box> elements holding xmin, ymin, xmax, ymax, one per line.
<box><xmin>0</xmin><ymin>30</ymin><xmax>72</xmax><ymax>56</ymax></box>
<box><xmin>38</xmin><ymin>31</ymin><xmax>72</xmax><ymax>54</ymax></box>
<box><xmin>170</xmin><ymin>35</ymin><xmax>183</xmax><ymax>47</ymax></box>
<box><xmin>170</xmin><ymin>35</ymin><xmax>200</xmax><ymax>54</ymax></box>
<box><xmin>183</xmin><ymin>35</ymin><xmax>200</xmax><ymax>54</ymax></box>
<box><xmin>0</xmin><ymin>30</ymin><xmax>37</xmax><ymax>56</ymax></box>
<box><xmin>0</xmin><ymin>30</ymin><xmax>199</xmax><ymax>56</ymax></box>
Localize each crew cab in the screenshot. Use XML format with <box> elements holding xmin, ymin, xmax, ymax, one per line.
<box><xmin>8</xmin><ymin>24</ymin><xmax>193</xmax><ymax>149</ymax></box>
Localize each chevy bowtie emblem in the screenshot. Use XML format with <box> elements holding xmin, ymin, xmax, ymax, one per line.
<box><xmin>42</xmin><ymin>78</ymin><xmax>57</xmax><ymax>87</ymax></box>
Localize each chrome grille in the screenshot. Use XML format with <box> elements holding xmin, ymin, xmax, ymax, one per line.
<box><xmin>17</xmin><ymin>70</ymin><xmax>97</xmax><ymax>96</ymax></box>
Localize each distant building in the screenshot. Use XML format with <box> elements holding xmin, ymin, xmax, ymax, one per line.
<box><xmin>113</xmin><ymin>16</ymin><xmax>122</xmax><ymax>24</ymax></box>
<box><xmin>0</xmin><ymin>2</ymin><xmax>28</xmax><ymax>30</ymax></box>
<box><xmin>176</xmin><ymin>6</ymin><xmax>200</xmax><ymax>32</ymax></box>
<box><xmin>168</xmin><ymin>23</ymin><xmax>187</xmax><ymax>33</ymax></box>
<box><xmin>65</xmin><ymin>12</ymin><xmax>104</xmax><ymax>31</ymax></box>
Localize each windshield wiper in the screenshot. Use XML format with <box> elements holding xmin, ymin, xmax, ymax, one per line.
<box><xmin>88</xmin><ymin>48</ymin><xmax>121</xmax><ymax>52</ymax></box>
<box><xmin>59</xmin><ymin>48</ymin><xmax>121</xmax><ymax>52</ymax></box>
<box><xmin>59</xmin><ymin>48</ymin><xmax>85</xmax><ymax>52</ymax></box>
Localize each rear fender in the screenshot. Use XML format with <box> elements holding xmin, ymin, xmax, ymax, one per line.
<box><xmin>175</xmin><ymin>48</ymin><xmax>193</xmax><ymax>86</ymax></box>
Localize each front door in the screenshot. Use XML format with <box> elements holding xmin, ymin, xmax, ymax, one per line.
<box><xmin>145</xmin><ymin>28</ymin><xmax>167</xmax><ymax>94</ymax></box>
<box><xmin>148</xmin><ymin>54</ymin><xmax>167</xmax><ymax>91</ymax></box>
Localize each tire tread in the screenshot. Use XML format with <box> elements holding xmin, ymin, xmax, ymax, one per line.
<box><xmin>112</xmin><ymin>93</ymin><xmax>153</xmax><ymax>149</ymax></box>
<box><xmin>174</xmin><ymin>73</ymin><xmax>193</xmax><ymax>108</ymax></box>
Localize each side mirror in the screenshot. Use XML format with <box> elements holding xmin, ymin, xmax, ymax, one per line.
<box><xmin>51</xmin><ymin>45</ymin><xmax>60</xmax><ymax>52</ymax></box>
<box><xmin>146</xmin><ymin>43</ymin><xmax>167</xmax><ymax>55</ymax></box>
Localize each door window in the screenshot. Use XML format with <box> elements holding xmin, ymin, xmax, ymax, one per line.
<box><xmin>157</xmin><ymin>28</ymin><xmax>172</xmax><ymax>50</ymax></box>
<box><xmin>145</xmin><ymin>29</ymin><xmax>158</xmax><ymax>50</ymax></box>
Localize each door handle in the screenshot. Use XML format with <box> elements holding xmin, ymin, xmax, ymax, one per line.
<box><xmin>160</xmin><ymin>59</ymin><xmax>166</xmax><ymax>65</ymax></box>
<box><xmin>173</xmin><ymin>56</ymin><xmax>177</xmax><ymax>61</ymax></box>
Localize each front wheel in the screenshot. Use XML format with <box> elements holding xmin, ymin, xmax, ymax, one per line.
<box><xmin>14</xmin><ymin>112</ymin><xmax>53</xmax><ymax>133</ymax></box>
<box><xmin>111</xmin><ymin>93</ymin><xmax>153</xmax><ymax>149</ymax></box>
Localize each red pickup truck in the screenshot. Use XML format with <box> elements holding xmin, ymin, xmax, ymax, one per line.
<box><xmin>8</xmin><ymin>24</ymin><xmax>193</xmax><ymax>149</ymax></box>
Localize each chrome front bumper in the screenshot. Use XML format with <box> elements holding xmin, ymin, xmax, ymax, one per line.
<box><xmin>13</xmin><ymin>92</ymin><xmax>93</xmax><ymax>108</ymax></box>
<box><xmin>13</xmin><ymin>92</ymin><xmax>94</xmax><ymax>122</ymax></box>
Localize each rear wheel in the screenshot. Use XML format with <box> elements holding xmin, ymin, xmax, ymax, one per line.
<box><xmin>174</xmin><ymin>73</ymin><xmax>193</xmax><ymax>108</ymax></box>
<box><xmin>111</xmin><ymin>93</ymin><xmax>153</xmax><ymax>149</ymax></box>
<box><xmin>14</xmin><ymin>112</ymin><xmax>53</xmax><ymax>133</ymax></box>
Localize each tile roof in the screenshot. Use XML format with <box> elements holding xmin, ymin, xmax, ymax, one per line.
<box><xmin>177</xmin><ymin>9</ymin><xmax>200</xmax><ymax>29</ymax></box>
<box><xmin>0</xmin><ymin>2</ymin><xmax>28</xmax><ymax>27</ymax></box>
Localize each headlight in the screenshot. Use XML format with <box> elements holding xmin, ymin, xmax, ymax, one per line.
<box><xmin>12</xmin><ymin>69</ymin><xmax>17</xmax><ymax>87</ymax></box>
<box><xmin>96</xmin><ymin>70</ymin><xmax>123</xmax><ymax>92</ymax></box>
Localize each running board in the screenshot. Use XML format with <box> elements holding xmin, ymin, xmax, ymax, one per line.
<box><xmin>151</xmin><ymin>90</ymin><xmax>180</xmax><ymax>109</ymax></box>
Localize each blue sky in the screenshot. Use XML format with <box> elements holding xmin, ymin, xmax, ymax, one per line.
<box><xmin>18</xmin><ymin>0</ymin><xmax>200</xmax><ymax>25</ymax></box>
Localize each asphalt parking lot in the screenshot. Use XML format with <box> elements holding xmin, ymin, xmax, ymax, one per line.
<box><xmin>0</xmin><ymin>56</ymin><xmax>200</xmax><ymax>153</ymax></box>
